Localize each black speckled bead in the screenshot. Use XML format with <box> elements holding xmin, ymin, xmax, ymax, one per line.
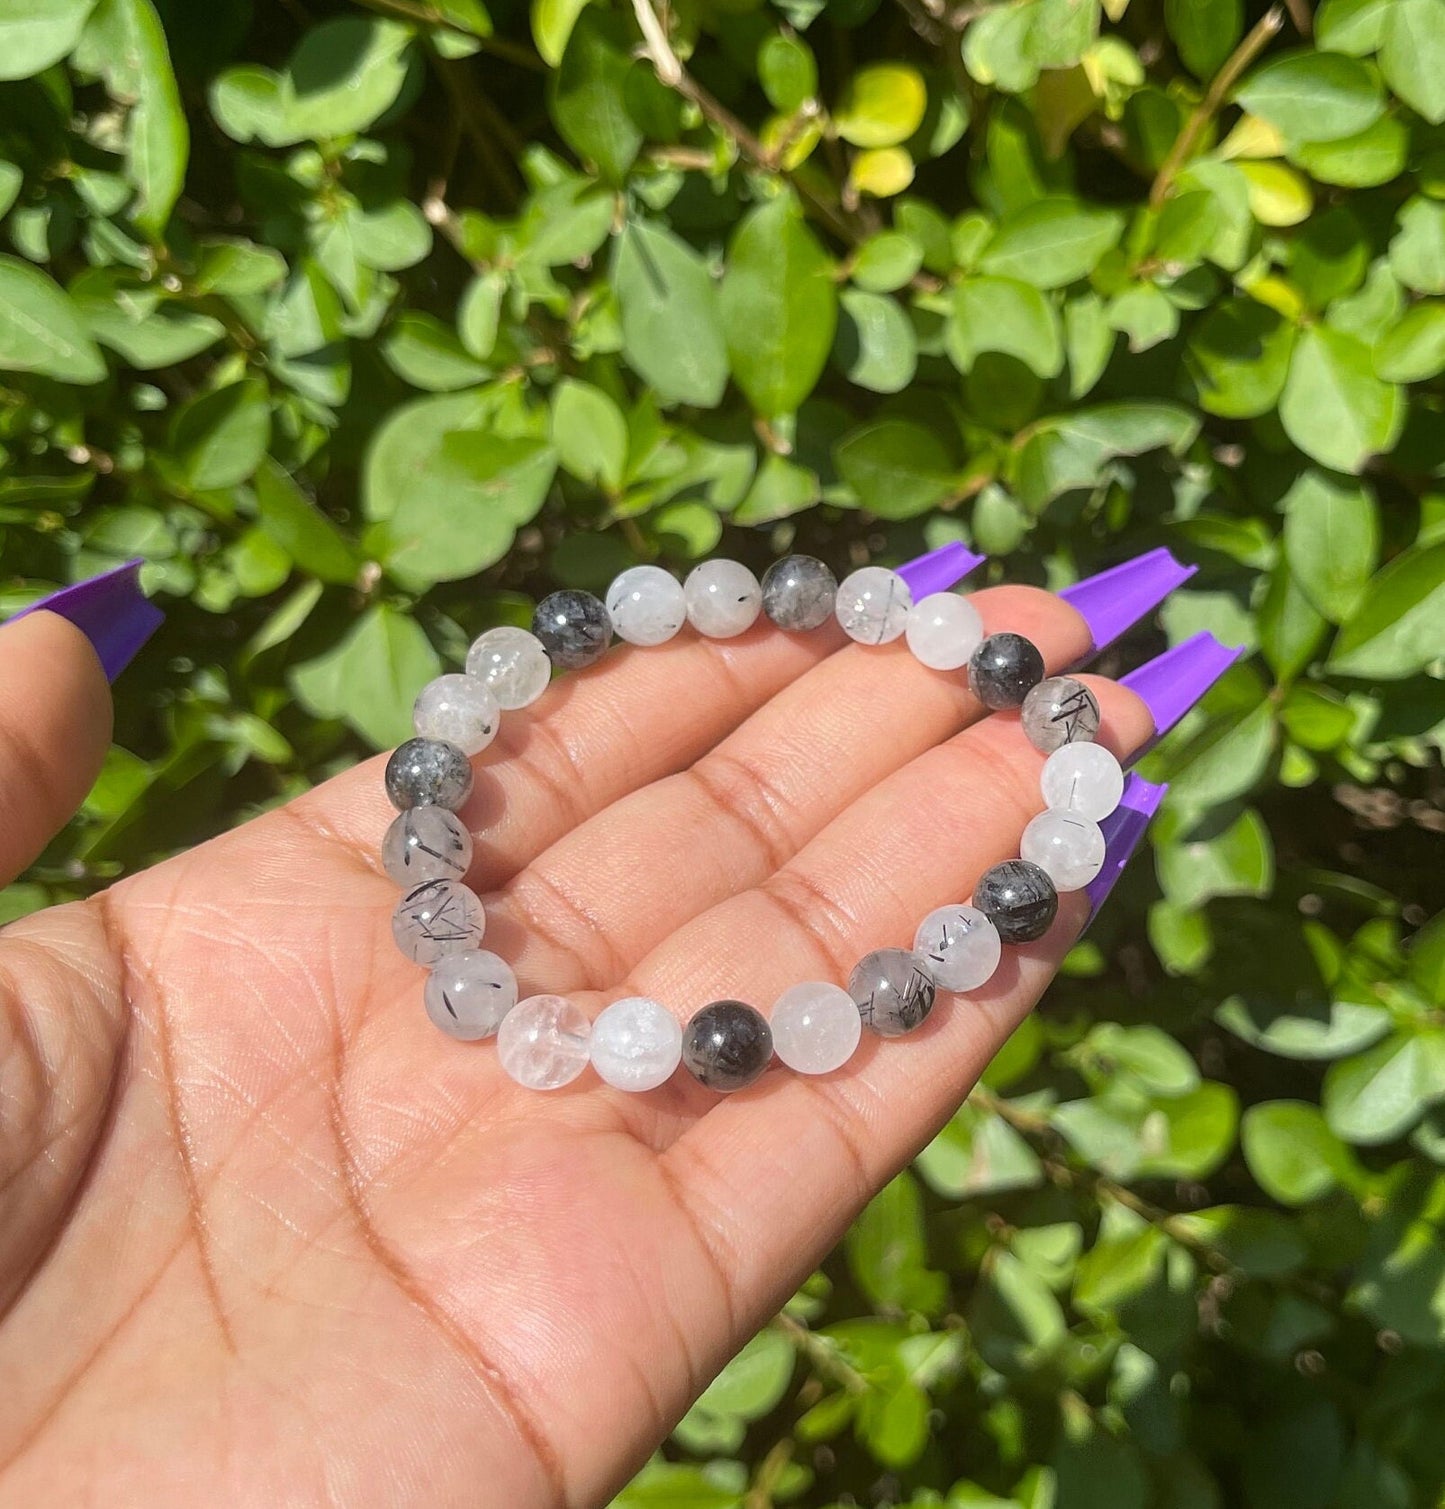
<box><xmin>682</xmin><ymin>1000</ymin><xmax>773</xmax><ymax>1092</ymax></box>
<box><xmin>761</xmin><ymin>554</ymin><xmax>838</xmax><ymax>631</ymax></box>
<box><xmin>849</xmin><ymin>948</ymin><xmax>936</xmax><ymax>1038</ymax></box>
<box><xmin>385</xmin><ymin>737</ymin><xmax>474</xmax><ymax>812</ymax></box>
<box><xmin>532</xmin><ymin>590</ymin><xmax>612</xmax><ymax>670</ymax></box>
<box><xmin>974</xmin><ymin>859</ymin><xmax>1058</xmax><ymax>943</ymax></box>
<box><xmin>968</xmin><ymin>632</ymin><xmax>1046</xmax><ymax>710</ymax></box>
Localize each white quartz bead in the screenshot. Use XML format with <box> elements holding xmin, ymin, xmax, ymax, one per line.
<box><xmin>424</xmin><ymin>950</ymin><xmax>518</xmax><ymax>1040</ymax></box>
<box><xmin>836</xmin><ymin>567</ymin><xmax>912</xmax><ymax>645</ymax></box>
<box><xmin>590</xmin><ymin>996</ymin><xmax>682</xmax><ymax>1091</ymax></box>
<box><xmin>392</xmin><ymin>879</ymin><xmax>485</xmax><ymax>966</ymax></box>
<box><xmin>1021</xmin><ymin>810</ymin><xmax>1106</xmax><ymax>893</ymax></box>
<box><xmin>684</xmin><ymin>559</ymin><xmax>763</xmax><ymax>638</ymax></box>
<box><xmin>904</xmin><ymin>592</ymin><xmax>984</xmax><ymax>670</ymax></box>
<box><xmin>413</xmin><ymin>673</ymin><xmax>500</xmax><ymax>756</ymax></box>
<box><xmin>606</xmin><ymin>566</ymin><xmax>687</xmax><ymax>647</ymax></box>
<box><xmin>913</xmin><ymin>905</ymin><xmax>1002</xmax><ymax>992</ymax></box>
<box><xmin>770</xmin><ymin>982</ymin><xmax>862</xmax><ymax>1075</ymax></box>
<box><xmin>1040</xmin><ymin>741</ymin><xmax>1125</xmax><ymax>821</ymax></box>
<box><xmin>382</xmin><ymin>806</ymin><xmax>473</xmax><ymax>886</ymax></box>
<box><xmin>465</xmin><ymin>626</ymin><xmax>551</xmax><ymax>710</ymax></box>
<box><xmin>497</xmin><ymin>995</ymin><xmax>592</xmax><ymax>1090</ymax></box>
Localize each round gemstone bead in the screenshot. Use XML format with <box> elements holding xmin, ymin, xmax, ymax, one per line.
<box><xmin>912</xmin><ymin>905</ymin><xmax>1002</xmax><ymax>992</ymax></box>
<box><xmin>849</xmin><ymin>948</ymin><xmax>936</xmax><ymax>1037</ymax></box>
<box><xmin>905</xmin><ymin>592</ymin><xmax>984</xmax><ymax>671</ymax></box>
<box><xmin>385</xmin><ymin>737</ymin><xmax>473</xmax><ymax>812</ymax></box>
<box><xmin>1021</xmin><ymin>676</ymin><xmax>1101</xmax><ymax>754</ymax></box>
<box><xmin>835</xmin><ymin>566</ymin><xmax>912</xmax><ymax>645</ymax></box>
<box><xmin>681</xmin><ymin>1000</ymin><xmax>773</xmax><ymax>1092</ymax></box>
<box><xmin>392</xmin><ymin>878</ymin><xmax>485</xmax><ymax>965</ymax></box>
<box><xmin>769</xmin><ymin>981</ymin><xmax>861</xmax><ymax>1075</ymax></box>
<box><xmin>761</xmin><ymin>554</ymin><xmax>838</xmax><ymax>632</ymax></box>
<box><xmin>968</xmin><ymin>632</ymin><xmax>1046</xmax><ymax>710</ymax></box>
<box><xmin>465</xmin><ymin>626</ymin><xmax>551</xmax><ymax>709</ymax></box>
<box><xmin>382</xmin><ymin>806</ymin><xmax>473</xmax><ymax>887</ymax></box>
<box><xmin>1040</xmin><ymin>741</ymin><xmax>1125</xmax><ymax>821</ymax></box>
<box><xmin>497</xmin><ymin>995</ymin><xmax>592</xmax><ymax>1090</ymax></box>
<box><xmin>974</xmin><ymin>860</ymin><xmax>1058</xmax><ymax>944</ymax></box>
<box><xmin>413</xmin><ymin>673</ymin><xmax>500</xmax><ymax>757</ymax></box>
<box><xmin>590</xmin><ymin>996</ymin><xmax>683</xmax><ymax>1091</ymax></box>
<box><xmin>424</xmin><ymin>949</ymin><xmax>518</xmax><ymax>1041</ymax></box>
<box><xmin>684</xmin><ymin>560</ymin><xmax>763</xmax><ymax>639</ymax></box>
<box><xmin>532</xmin><ymin>590</ymin><xmax>612</xmax><ymax>670</ymax></box>
<box><xmin>1021</xmin><ymin>810</ymin><xmax>1106</xmax><ymax>893</ymax></box>
<box><xmin>606</xmin><ymin>566</ymin><xmax>687</xmax><ymax>647</ymax></box>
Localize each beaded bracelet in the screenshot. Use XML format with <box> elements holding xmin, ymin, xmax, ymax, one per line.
<box><xmin>381</xmin><ymin>552</ymin><xmax>1126</xmax><ymax>1094</ymax></box>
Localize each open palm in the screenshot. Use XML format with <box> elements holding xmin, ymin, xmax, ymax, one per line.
<box><xmin>0</xmin><ymin>584</ymin><xmax>1151</xmax><ymax>1508</ymax></box>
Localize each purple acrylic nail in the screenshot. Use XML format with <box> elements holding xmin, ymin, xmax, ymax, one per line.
<box><xmin>1083</xmin><ymin>774</ymin><xmax>1167</xmax><ymax>926</ymax></box>
<box><xmin>896</xmin><ymin>542</ymin><xmax>986</xmax><ymax>601</ymax></box>
<box><xmin>1121</xmin><ymin>630</ymin><xmax>1245</xmax><ymax>749</ymax></box>
<box><xmin>9</xmin><ymin>559</ymin><xmax>164</xmax><ymax>683</ymax></box>
<box><xmin>1059</xmin><ymin>547</ymin><xmax>1197</xmax><ymax>652</ymax></box>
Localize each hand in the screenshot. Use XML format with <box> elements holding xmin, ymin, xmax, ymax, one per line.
<box><xmin>0</xmin><ymin>585</ymin><xmax>1152</xmax><ymax>1508</ymax></box>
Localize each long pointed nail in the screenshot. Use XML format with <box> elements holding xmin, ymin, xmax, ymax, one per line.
<box><xmin>896</xmin><ymin>542</ymin><xmax>986</xmax><ymax>600</ymax></box>
<box><xmin>9</xmin><ymin>559</ymin><xmax>164</xmax><ymax>683</ymax></box>
<box><xmin>1059</xmin><ymin>547</ymin><xmax>1197</xmax><ymax>653</ymax></box>
<box><xmin>1121</xmin><ymin>630</ymin><xmax>1246</xmax><ymax>749</ymax></box>
<box><xmin>1084</xmin><ymin>774</ymin><xmax>1167</xmax><ymax>927</ymax></box>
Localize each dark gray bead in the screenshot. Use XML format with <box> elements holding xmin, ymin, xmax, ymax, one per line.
<box><xmin>385</xmin><ymin>737</ymin><xmax>473</xmax><ymax>812</ymax></box>
<box><xmin>975</xmin><ymin>859</ymin><xmax>1058</xmax><ymax>943</ymax></box>
<box><xmin>682</xmin><ymin>1000</ymin><xmax>773</xmax><ymax>1092</ymax></box>
<box><xmin>762</xmin><ymin>554</ymin><xmax>838</xmax><ymax>631</ymax></box>
<box><xmin>968</xmin><ymin>632</ymin><xmax>1046</xmax><ymax>710</ymax></box>
<box><xmin>1021</xmin><ymin>676</ymin><xmax>1100</xmax><ymax>753</ymax></box>
<box><xmin>849</xmin><ymin>948</ymin><xmax>936</xmax><ymax>1038</ymax></box>
<box><xmin>532</xmin><ymin>590</ymin><xmax>612</xmax><ymax>670</ymax></box>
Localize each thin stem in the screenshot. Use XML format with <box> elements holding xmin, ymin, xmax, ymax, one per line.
<box><xmin>1283</xmin><ymin>0</ymin><xmax>1313</xmax><ymax>36</ymax></box>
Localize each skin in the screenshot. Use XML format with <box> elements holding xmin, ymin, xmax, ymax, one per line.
<box><xmin>0</xmin><ymin>588</ymin><xmax>1153</xmax><ymax>1509</ymax></box>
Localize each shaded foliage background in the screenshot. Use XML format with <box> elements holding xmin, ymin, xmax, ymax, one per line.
<box><xmin>0</xmin><ymin>0</ymin><xmax>1443</xmax><ymax>1503</ymax></box>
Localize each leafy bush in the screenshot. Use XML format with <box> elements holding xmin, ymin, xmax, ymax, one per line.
<box><xmin>2</xmin><ymin>0</ymin><xmax>1444</xmax><ymax>1503</ymax></box>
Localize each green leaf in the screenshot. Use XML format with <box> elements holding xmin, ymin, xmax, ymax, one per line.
<box><xmin>1316</xmin><ymin>0</ymin><xmax>1392</xmax><ymax>55</ymax></box>
<box><xmin>674</xmin><ymin>1330</ymin><xmax>795</xmax><ymax>1454</ymax></box>
<box><xmin>0</xmin><ymin>0</ymin><xmax>98</xmax><ymax>81</ymax></box>
<box><xmin>1409</xmin><ymin>911</ymin><xmax>1445</xmax><ymax>1002</ymax></box>
<box><xmin>1242</xmin><ymin>1100</ymin><xmax>1362</xmax><ymax>1204</ymax></box>
<box><xmin>1292</xmin><ymin>114</ymin><xmax>1409</xmax><ymax>187</ymax></box>
<box><xmin>551</xmin><ymin>378</ymin><xmax>627</xmax><ymax>490</ymax></box>
<box><xmin>835</xmin><ymin>417</ymin><xmax>955</xmax><ymax>518</ymax></box>
<box><xmin>979</xmin><ymin>197</ymin><xmax>1124</xmax><ymax>289</ymax></box>
<box><xmin>1259</xmin><ymin>559</ymin><xmax>1330</xmax><ymax>682</ymax></box>
<box><xmin>78</xmin><ymin>289</ymin><xmax>223</xmax><ymax>368</ymax></box>
<box><xmin>169</xmin><ymin>379</ymin><xmax>271</xmax><ymax>491</ymax></box>
<box><xmin>1388</xmin><ymin>197</ymin><xmax>1445</xmax><ymax>294</ymax></box>
<box><xmin>948</xmin><ymin>276</ymin><xmax>1063</xmax><ymax>378</ymax></box>
<box><xmin>1175</xmin><ymin>1206</ymin><xmax>1309</xmax><ymax>1277</ymax></box>
<box><xmin>719</xmin><ymin>194</ymin><xmax>837</xmax><ymax>417</ymax></box>
<box><xmin>1380</xmin><ymin>0</ymin><xmax>1445</xmax><ymax>124</ymax></box>
<box><xmin>834</xmin><ymin>288</ymin><xmax>917</xmax><ymax>393</ymax></box>
<box><xmin>551</xmin><ymin>10</ymin><xmax>642</xmax><ymax>184</ymax></box>
<box><xmin>1012</xmin><ymin>401</ymin><xmax>1200</xmax><ymax>511</ymax></box>
<box><xmin>1328</xmin><ymin>540</ymin><xmax>1445</xmax><ymax>678</ymax></box>
<box><xmin>1235</xmin><ymin>48</ymin><xmax>1384</xmax><ymax>143</ymax></box>
<box><xmin>1282</xmin><ymin>469</ymin><xmax>1379</xmax><ymax>622</ymax></box>
<box><xmin>1324</xmin><ymin>1030</ymin><xmax>1445</xmax><ymax>1144</ymax></box>
<box><xmin>531</xmin><ymin>0</ymin><xmax>592</xmax><ymax>67</ymax></box>
<box><xmin>382</xmin><ymin>311</ymin><xmax>491</xmax><ymax>391</ymax></box>
<box><xmin>1165</xmin><ymin>0</ymin><xmax>1242</xmax><ymax>80</ymax></box>
<box><xmin>1279</xmin><ymin>325</ymin><xmax>1404</xmax><ymax>474</ymax></box>
<box><xmin>916</xmin><ymin>1101</ymin><xmax>1044</xmax><ymax>1198</ymax></box>
<box><xmin>253</xmin><ymin>458</ymin><xmax>361</xmax><ymax>586</ymax></box>
<box><xmin>834</xmin><ymin>63</ymin><xmax>927</xmax><ymax>147</ymax></box>
<box><xmin>279</xmin><ymin>18</ymin><xmax>416</xmax><ymax>143</ymax></box>
<box><xmin>731</xmin><ymin>453</ymin><xmax>818</xmax><ymax>524</ymax></box>
<box><xmin>1157</xmin><ymin>806</ymin><xmax>1274</xmax><ymax>904</ymax></box>
<box><xmin>851</xmin><ymin>230</ymin><xmax>924</xmax><ymax>293</ymax></box>
<box><xmin>759</xmin><ymin>33</ymin><xmax>817</xmax><ymax>113</ymax></box>
<box><xmin>845</xmin><ymin>1171</ymin><xmax>948</xmax><ymax>1314</ymax></box>
<box><xmin>1374</xmin><ymin>302</ymin><xmax>1445</xmax><ymax>381</ymax></box>
<box><xmin>0</xmin><ymin>256</ymin><xmax>106</xmax><ymax>383</ymax></box>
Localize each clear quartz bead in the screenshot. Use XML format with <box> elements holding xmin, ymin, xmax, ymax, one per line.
<box><xmin>413</xmin><ymin>674</ymin><xmax>500</xmax><ymax>757</ymax></box>
<box><xmin>1040</xmin><ymin>742</ymin><xmax>1125</xmax><ymax>821</ymax></box>
<box><xmin>497</xmin><ymin>995</ymin><xmax>592</xmax><ymax>1089</ymax></box>
<box><xmin>392</xmin><ymin>879</ymin><xmax>485</xmax><ymax>966</ymax></box>
<box><xmin>1021</xmin><ymin>676</ymin><xmax>1100</xmax><ymax>753</ymax></box>
<box><xmin>1021</xmin><ymin>810</ymin><xmax>1106</xmax><ymax>892</ymax></box>
<box><xmin>848</xmin><ymin>948</ymin><xmax>936</xmax><ymax>1036</ymax></box>
<box><xmin>769</xmin><ymin>982</ymin><xmax>861</xmax><ymax>1075</ymax></box>
<box><xmin>424</xmin><ymin>950</ymin><xmax>518</xmax><ymax>1040</ymax></box>
<box><xmin>835</xmin><ymin>567</ymin><xmax>912</xmax><ymax>645</ymax></box>
<box><xmin>382</xmin><ymin>806</ymin><xmax>473</xmax><ymax>886</ymax></box>
<box><xmin>465</xmin><ymin>626</ymin><xmax>551</xmax><ymax>709</ymax></box>
<box><xmin>589</xmin><ymin>996</ymin><xmax>682</xmax><ymax>1091</ymax></box>
<box><xmin>904</xmin><ymin>592</ymin><xmax>984</xmax><ymax>670</ymax></box>
<box><xmin>606</xmin><ymin>566</ymin><xmax>687</xmax><ymax>647</ymax></box>
<box><xmin>912</xmin><ymin>905</ymin><xmax>1002</xmax><ymax>991</ymax></box>
<box><xmin>684</xmin><ymin>559</ymin><xmax>763</xmax><ymax>638</ymax></box>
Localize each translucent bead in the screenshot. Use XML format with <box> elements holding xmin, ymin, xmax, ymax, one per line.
<box><xmin>968</xmin><ymin>632</ymin><xmax>1046</xmax><ymax>710</ymax></box>
<box><xmin>761</xmin><ymin>554</ymin><xmax>838</xmax><ymax>631</ymax></box>
<box><xmin>681</xmin><ymin>1000</ymin><xmax>772</xmax><ymax>1091</ymax></box>
<box><xmin>835</xmin><ymin>567</ymin><xmax>912</xmax><ymax>645</ymax></box>
<box><xmin>912</xmin><ymin>905</ymin><xmax>1001</xmax><ymax>992</ymax></box>
<box><xmin>465</xmin><ymin>626</ymin><xmax>552</xmax><ymax>709</ymax></box>
<box><xmin>590</xmin><ymin>996</ymin><xmax>682</xmax><ymax>1091</ymax></box>
<box><xmin>974</xmin><ymin>860</ymin><xmax>1058</xmax><ymax>944</ymax></box>
<box><xmin>606</xmin><ymin>566</ymin><xmax>687</xmax><ymax>647</ymax></box>
<box><xmin>769</xmin><ymin>982</ymin><xmax>861</xmax><ymax>1075</ymax></box>
<box><xmin>385</xmin><ymin>737</ymin><xmax>473</xmax><ymax>812</ymax></box>
<box><xmin>382</xmin><ymin>806</ymin><xmax>473</xmax><ymax>886</ymax></box>
<box><xmin>848</xmin><ymin>948</ymin><xmax>936</xmax><ymax>1037</ymax></box>
<box><xmin>497</xmin><ymin>995</ymin><xmax>592</xmax><ymax>1090</ymax></box>
<box><xmin>424</xmin><ymin>950</ymin><xmax>518</xmax><ymax>1040</ymax></box>
<box><xmin>532</xmin><ymin>590</ymin><xmax>612</xmax><ymax>670</ymax></box>
<box><xmin>1021</xmin><ymin>676</ymin><xmax>1101</xmax><ymax>753</ymax></box>
<box><xmin>905</xmin><ymin>592</ymin><xmax>984</xmax><ymax>671</ymax></box>
<box><xmin>392</xmin><ymin>879</ymin><xmax>485</xmax><ymax>965</ymax></box>
<box><xmin>1021</xmin><ymin>810</ymin><xmax>1106</xmax><ymax>892</ymax></box>
<box><xmin>1040</xmin><ymin>741</ymin><xmax>1124</xmax><ymax>821</ymax></box>
<box><xmin>684</xmin><ymin>560</ymin><xmax>763</xmax><ymax>639</ymax></box>
<box><xmin>413</xmin><ymin>673</ymin><xmax>500</xmax><ymax>757</ymax></box>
